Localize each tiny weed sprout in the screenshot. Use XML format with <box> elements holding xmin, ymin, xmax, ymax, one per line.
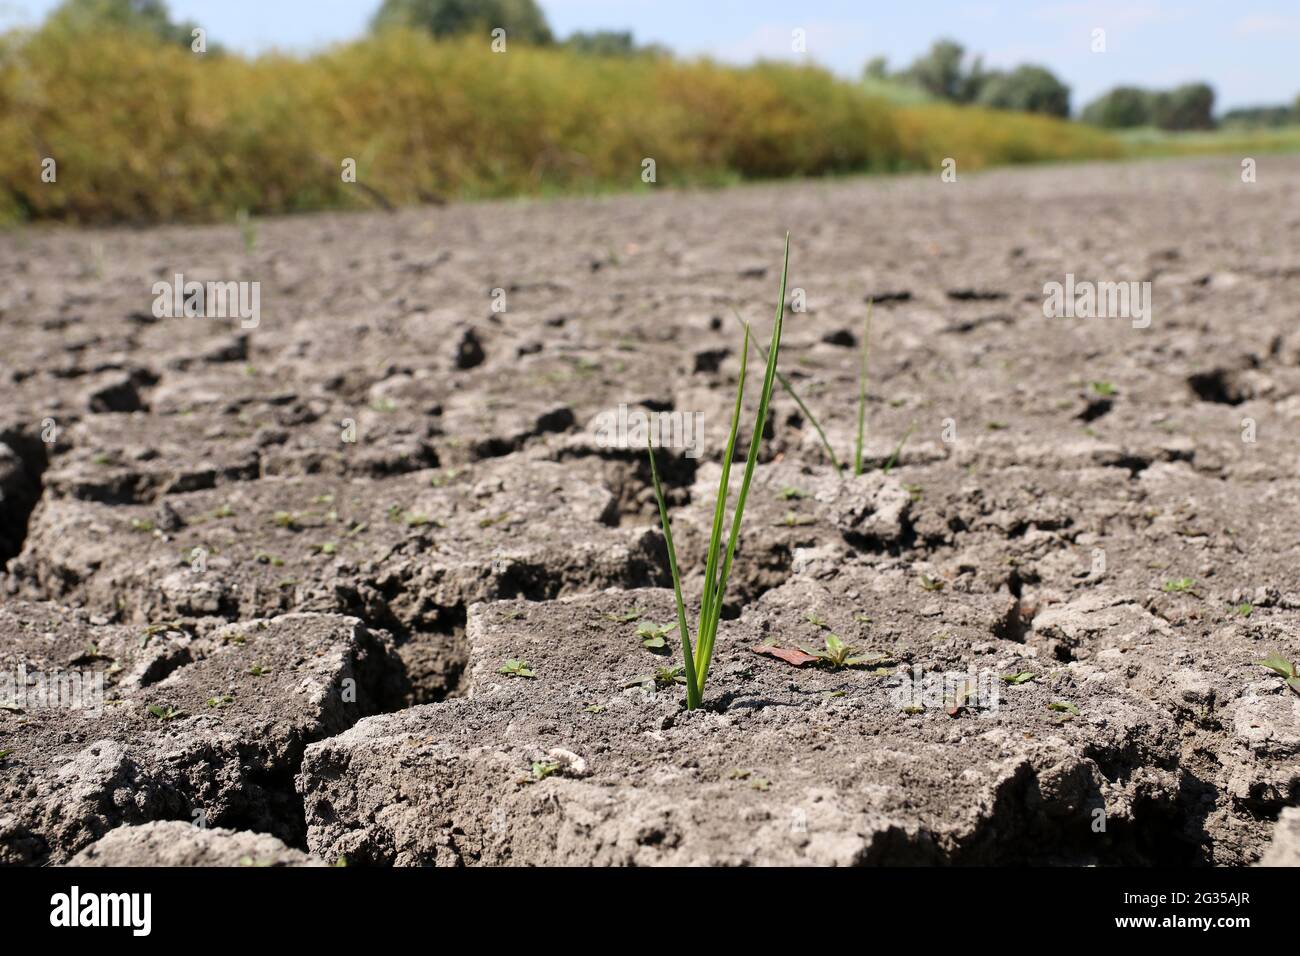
<box><xmin>605</xmin><ymin>608</ymin><xmax>643</xmax><ymax>623</ymax></box>
<box><xmin>648</xmin><ymin>235</ymin><xmax>790</xmax><ymax>710</ymax></box>
<box><xmin>499</xmin><ymin>659</ymin><xmax>536</xmax><ymax>679</ymax></box>
<box><xmin>798</xmin><ymin>634</ymin><xmax>887</xmax><ymax>670</ymax></box>
<box><xmin>531</xmin><ymin>760</ymin><xmax>561</xmax><ymax>781</ymax></box>
<box><xmin>1162</xmin><ymin>577</ymin><xmax>1196</xmax><ymax>594</ymax></box>
<box><xmin>1254</xmin><ymin>654</ymin><xmax>1300</xmax><ymax>696</ymax></box>
<box><xmin>635</xmin><ymin>621</ymin><xmax>672</xmax><ymax>652</ymax></box>
<box><xmin>0</xmin><ymin>750</ymin><xmax>12</xmax><ymax>761</ymax></box>
<box><xmin>1048</xmin><ymin>701</ymin><xmax>1080</xmax><ymax>716</ymax></box>
<box><xmin>147</xmin><ymin>704</ymin><xmax>185</xmax><ymax>722</ymax></box>
<box><xmin>1000</xmin><ymin>671</ymin><xmax>1036</xmax><ymax>685</ymax></box>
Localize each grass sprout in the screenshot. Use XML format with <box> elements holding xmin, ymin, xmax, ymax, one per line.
<box><xmin>731</xmin><ymin>307</ymin><xmax>841</xmax><ymax>477</ymax></box>
<box><xmin>649</xmin><ymin>235</ymin><xmax>790</xmax><ymax>709</ymax></box>
<box><xmin>735</xmin><ymin>299</ymin><xmax>910</xmax><ymax>478</ymax></box>
<box><xmin>854</xmin><ymin>300</ymin><xmax>873</xmax><ymax>476</ymax></box>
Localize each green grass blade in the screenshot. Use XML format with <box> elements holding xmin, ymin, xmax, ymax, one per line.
<box><xmin>696</xmin><ymin>233</ymin><xmax>791</xmax><ymax>689</ymax></box>
<box><xmin>647</xmin><ymin>441</ymin><xmax>699</xmax><ymax>708</ymax></box>
<box><xmin>853</xmin><ymin>300</ymin><xmax>873</xmax><ymax>476</ymax></box>
<box><xmin>694</xmin><ymin>324</ymin><xmax>750</xmax><ymax>678</ymax></box>
<box><xmin>730</xmin><ymin>309</ymin><xmax>842</xmax><ymax>478</ymax></box>
<box><xmin>882</xmin><ymin>419</ymin><xmax>917</xmax><ymax>474</ymax></box>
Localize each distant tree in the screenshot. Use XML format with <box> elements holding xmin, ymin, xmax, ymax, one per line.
<box><xmin>1080</xmin><ymin>86</ymin><xmax>1153</xmax><ymax>127</ymax></box>
<box><xmin>564</xmin><ymin>30</ymin><xmax>667</xmax><ymax>57</ymax></box>
<box><xmin>862</xmin><ymin>56</ymin><xmax>889</xmax><ymax>81</ymax></box>
<box><xmin>372</xmin><ymin>0</ymin><xmax>553</xmax><ymax>44</ymax></box>
<box><xmin>900</xmin><ymin>39</ymin><xmax>969</xmax><ymax>101</ymax></box>
<box><xmin>976</xmin><ymin>65</ymin><xmax>1070</xmax><ymax>117</ymax></box>
<box><xmin>1219</xmin><ymin>105</ymin><xmax>1294</xmax><ymax>129</ymax></box>
<box><xmin>956</xmin><ymin>55</ymin><xmax>992</xmax><ymax>103</ymax></box>
<box><xmin>1152</xmin><ymin>83</ymin><xmax>1215</xmax><ymax>130</ymax></box>
<box><xmin>45</xmin><ymin>0</ymin><xmax>204</xmax><ymax>48</ymax></box>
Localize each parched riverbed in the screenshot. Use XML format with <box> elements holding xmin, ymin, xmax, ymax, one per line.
<box><xmin>1</xmin><ymin>155</ymin><xmax>1298</xmax><ymax>866</ymax></box>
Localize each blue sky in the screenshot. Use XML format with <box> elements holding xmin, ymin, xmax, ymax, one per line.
<box><xmin>1</xmin><ymin>0</ymin><xmax>1297</xmax><ymax>111</ymax></box>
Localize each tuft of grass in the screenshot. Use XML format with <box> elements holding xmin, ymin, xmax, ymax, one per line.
<box><xmin>649</xmin><ymin>235</ymin><xmax>790</xmax><ymax>710</ymax></box>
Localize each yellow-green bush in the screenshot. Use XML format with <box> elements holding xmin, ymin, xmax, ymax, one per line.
<box><xmin>0</xmin><ymin>24</ymin><xmax>1125</xmax><ymax>224</ymax></box>
<box><xmin>895</xmin><ymin>103</ymin><xmax>1123</xmax><ymax>169</ymax></box>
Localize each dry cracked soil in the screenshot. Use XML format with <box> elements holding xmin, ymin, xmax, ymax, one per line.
<box><xmin>1</xmin><ymin>155</ymin><xmax>1299</xmax><ymax>866</ymax></box>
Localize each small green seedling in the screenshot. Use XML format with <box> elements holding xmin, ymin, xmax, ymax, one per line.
<box><xmin>499</xmin><ymin>659</ymin><xmax>536</xmax><ymax>679</ymax></box>
<box><xmin>1090</xmin><ymin>381</ymin><xmax>1117</xmax><ymax>396</ymax></box>
<box><xmin>206</xmin><ymin>695</ymin><xmax>234</xmax><ymax>708</ymax></box>
<box><xmin>1234</xmin><ymin>602</ymin><xmax>1254</xmax><ymax>617</ymax></box>
<box><xmin>919</xmin><ymin>574</ymin><xmax>945</xmax><ymax>592</ymax></box>
<box><xmin>129</xmin><ymin>518</ymin><xmax>154</xmax><ymax>533</ymax></box>
<box><xmin>805</xmin><ymin>612</ymin><xmax>830</xmax><ymax>629</ymax></box>
<box><xmin>531</xmin><ymin>760</ymin><xmax>561</xmax><ymax>781</ymax></box>
<box><xmin>1000</xmin><ymin>671</ymin><xmax>1035</xmax><ymax>685</ymax></box>
<box><xmin>1162</xmin><ymin>577</ymin><xmax>1197</xmax><ymax>594</ymax></box>
<box><xmin>649</xmin><ymin>236</ymin><xmax>790</xmax><ymax>710</ymax></box>
<box><xmin>272</xmin><ymin>511</ymin><xmax>299</xmax><ymax>530</ymax></box>
<box><xmin>249</xmin><ymin>664</ymin><xmax>271</xmax><ymax>677</ymax></box>
<box><xmin>583</xmin><ymin>703</ymin><xmax>606</xmax><ymax>714</ymax></box>
<box><xmin>147</xmin><ymin>704</ymin><xmax>185</xmax><ymax>722</ymax></box>
<box><xmin>798</xmin><ymin>634</ymin><xmax>887</xmax><ymax>670</ymax></box>
<box><xmin>604</xmin><ymin>608</ymin><xmax>643</xmax><ymax>623</ymax></box>
<box><xmin>779</xmin><ymin>486</ymin><xmax>809</xmax><ymax>500</ymax></box>
<box><xmin>1048</xmin><ymin>701</ymin><xmax>1080</xmax><ymax>716</ymax></box>
<box><xmin>624</xmin><ymin>666</ymin><xmax>688</xmax><ymax>691</ymax></box>
<box><xmin>1254</xmin><ymin>655</ymin><xmax>1300</xmax><ymax>696</ymax></box>
<box><xmin>140</xmin><ymin>621</ymin><xmax>184</xmax><ymax>648</ymax></box>
<box><xmin>0</xmin><ymin>749</ymin><xmax>12</xmax><ymax>760</ymax></box>
<box><xmin>635</xmin><ymin>621</ymin><xmax>672</xmax><ymax>652</ymax></box>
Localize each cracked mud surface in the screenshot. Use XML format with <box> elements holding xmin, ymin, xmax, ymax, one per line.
<box><xmin>2</xmin><ymin>156</ymin><xmax>1298</xmax><ymax>865</ymax></box>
